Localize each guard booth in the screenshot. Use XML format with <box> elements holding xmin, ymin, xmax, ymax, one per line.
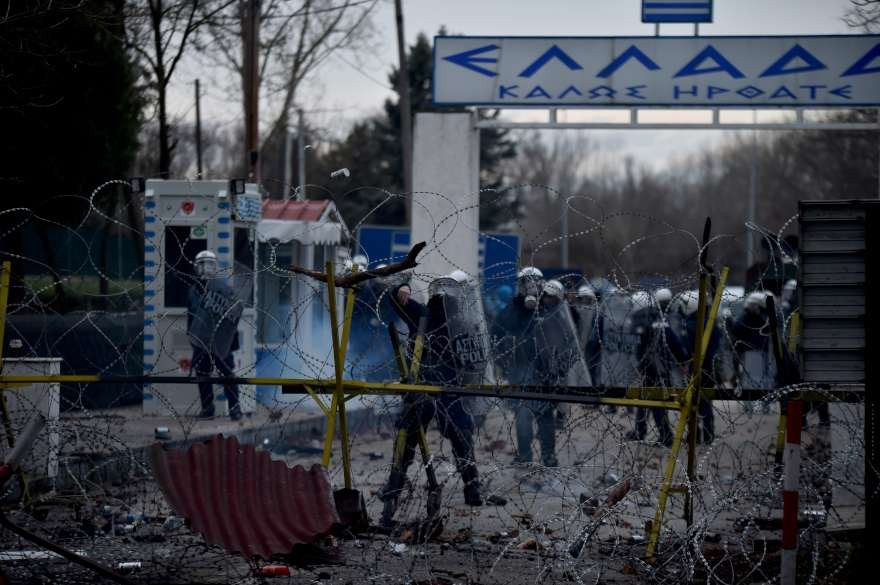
<box><xmin>142</xmin><ymin>179</ymin><xmax>262</xmax><ymax>416</ymax></box>
<box><xmin>254</xmin><ymin>199</ymin><xmax>350</xmax><ymax>405</ymax></box>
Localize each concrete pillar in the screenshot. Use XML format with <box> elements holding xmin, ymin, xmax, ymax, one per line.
<box><xmin>411</xmin><ymin>112</ymin><xmax>480</xmax><ymax>299</ymax></box>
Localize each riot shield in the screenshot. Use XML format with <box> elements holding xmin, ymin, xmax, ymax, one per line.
<box><xmin>533</xmin><ymin>301</ymin><xmax>592</xmax><ymax>387</ymax></box>
<box><xmin>597</xmin><ymin>292</ymin><xmax>641</xmax><ymax>388</ymax></box>
<box><xmin>740</xmin><ymin>347</ymin><xmax>777</xmax><ymax>390</ymax></box>
<box><xmin>189</xmin><ymin>278</ymin><xmax>243</xmax><ymax>356</ymax></box>
<box><xmin>425</xmin><ymin>277</ymin><xmax>496</xmax><ymax>386</ymax></box>
<box><xmin>570</xmin><ymin>302</ymin><xmax>597</xmax><ymax>356</ymax></box>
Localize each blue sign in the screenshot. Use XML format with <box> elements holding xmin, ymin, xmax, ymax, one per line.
<box><xmin>355</xmin><ymin>225</ymin><xmax>520</xmax><ymax>291</ymax></box>
<box><xmin>434</xmin><ymin>35</ymin><xmax>880</xmax><ymax>107</ymax></box>
<box><xmin>642</xmin><ymin>1</ymin><xmax>712</xmax><ymax>23</ymax></box>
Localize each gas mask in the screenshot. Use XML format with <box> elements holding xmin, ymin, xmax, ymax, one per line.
<box><xmin>517</xmin><ymin>267</ymin><xmax>544</xmax><ymax>311</ymax></box>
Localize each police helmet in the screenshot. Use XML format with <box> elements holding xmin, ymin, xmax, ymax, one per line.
<box><xmin>194</xmin><ymin>250</ymin><xmax>218</xmax><ymax>278</ymax></box>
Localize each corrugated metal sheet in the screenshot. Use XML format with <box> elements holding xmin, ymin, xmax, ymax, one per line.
<box><xmin>261</xmin><ymin>199</ymin><xmax>329</xmax><ymax>222</ymax></box>
<box><xmin>799</xmin><ymin>200</ymin><xmax>873</xmax><ymax>384</ymax></box>
<box><xmin>149</xmin><ymin>435</ymin><xmax>339</xmax><ymax>559</ymax></box>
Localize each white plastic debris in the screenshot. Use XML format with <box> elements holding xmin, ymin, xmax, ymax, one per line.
<box><xmin>391</xmin><ymin>543</ymin><xmax>407</xmax><ymax>555</ymax></box>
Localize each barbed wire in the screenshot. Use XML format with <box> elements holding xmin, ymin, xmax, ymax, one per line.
<box><xmin>0</xmin><ymin>179</ymin><xmax>867</xmax><ymax>584</ymax></box>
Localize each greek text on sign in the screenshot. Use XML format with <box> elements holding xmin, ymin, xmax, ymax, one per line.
<box><xmin>433</xmin><ymin>35</ymin><xmax>880</xmax><ymax>107</ymax></box>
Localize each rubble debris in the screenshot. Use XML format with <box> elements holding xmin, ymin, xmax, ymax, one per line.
<box><xmin>162</xmin><ymin>516</ymin><xmax>184</xmax><ymax>532</ymax></box>
<box><xmin>518</xmin><ymin>538</ymin><xmax>543</xmax><ymax>551</ymax></box>
<box><xmin>154</xmin><ymin>427</ymin><xmax>171</xmax><ymax>441</ymax></box>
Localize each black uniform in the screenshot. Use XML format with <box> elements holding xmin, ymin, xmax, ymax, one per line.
<box><xmin>627</xmin><ymin>305</ymin><xmax>674</xmax><ymax>446</ymax></box>
<box><xmin>380</xmin><ymin>288</ymin><xmax>483</xmax><ymax>516</ymax></box>
<box><xmin>187</xmin><ymin>278</ymin><xmax>242</xmax><ymax>418</ymax></box>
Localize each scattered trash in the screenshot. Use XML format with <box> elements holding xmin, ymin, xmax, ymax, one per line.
<box><xmin>123</xmin><ymin>513</ymin><xmax>146</xmax><ymax>523</ymax></box>
<box><xmin>162</xmin><ymin>516</ymin><xmax>184</xmax><ymax>532</ymax></box>
<box><xmin>629</xmin><ymin>533</ymin><xmax>645</xmax><ymax>544</ymax></box>
<box><xmin>116</xmin><ymin>561</ymin><xmax>142</xmax><ymax>574</ymax></box>
<box><xmin>154</xmin><ymin>427</ymin><xmax>171</xmax><ymax>441</ymax></box>
<box><xmin>117</xmin><ymin>523</ymin><xmax>136</xmax><ymax>535</ymax></box>
<box><xmin>518</xmin><ymin>538</ymin><xmax>542</xmax><ymax>551</ymax></box>
<box><xmin>258</xmin><ymin>565</ymin><xmax>292</xmax><ymax>577</ymax></box>
<box><xmin>368</xmin><ymin>451</ymin><xmax>384</xmax><ymax>460</ymax></box>
<box><xmin>391</xmin><ymin>543</ymin><xmax>408</xmax><ymax>555</ymax></box>
<box><xmin>603</xmin><ymin>472</ymin><xmax>620</xmax><ymax>485</ymax></box>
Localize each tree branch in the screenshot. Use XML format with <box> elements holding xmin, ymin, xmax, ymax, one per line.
<box><xmin>288</xmin><ymin>241</ymin><xmax>426</xmax><ymax>288</ymax></box>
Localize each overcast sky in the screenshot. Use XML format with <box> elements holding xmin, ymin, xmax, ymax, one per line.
<box><xmin>170</xmin><ymin>0</ymin><xmax>862</xmax><ymax>170</ymax></box>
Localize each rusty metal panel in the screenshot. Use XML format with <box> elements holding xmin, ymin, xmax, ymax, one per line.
<box><xmin>149</xmin><ymin>435</ymin><xmax>339</xmax><ymax>560</ymax></box>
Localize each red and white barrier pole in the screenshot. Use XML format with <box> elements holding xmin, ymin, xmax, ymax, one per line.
<box><xmin>781</xmin><ymin>400</ymin><xmax>802</xmax><ymax>585</ymax></box>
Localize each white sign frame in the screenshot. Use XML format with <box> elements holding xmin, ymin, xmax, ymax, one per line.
<box><xmin>433</xmin><ymin>35</ymin><xmax>880</xmax><ymax>108</ymax></box>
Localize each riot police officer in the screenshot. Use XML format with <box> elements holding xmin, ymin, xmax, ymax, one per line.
<box><xmin>492</xmin><ymin>267</ymin><xmax>554</xmax><ymax>466</ymax></box>
<box><xmin>187</xmin><ymin>250</ymin><xmax>243</xmax><ymax>420</ymax></box>
<box><xmin>380</xmin><ymin>271</ymin><xmax>501</xmax><ymax>526</ymax></box>
<box><xmin>625</xmin><ymin>288</ymin><xmax>676</xmax><ymax>446</ymax></box>
<box><xmin>731</xmin><ymin>292</ymin><xmax>777</xmax><ymax>414</ymax></box>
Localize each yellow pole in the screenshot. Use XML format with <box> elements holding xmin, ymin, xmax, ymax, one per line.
<box><xmin>0</xmin><ymin>261</ymin><xmax>17</xmax><ymax>449</ymax></box>
<box><xmin>324</xmin><ymin>261</ymin><xmax>353</xmax><ymax>489</ymax></box>
<box><xmin>685</xmin><ymin>270</ymin><xmax>708</xmax><ymax>527</ymax></box>
<box><xmin>0</xmin><ymin>261</ymin><xmax>31</xmax><ymax>503</ymax></box>
<box><xmin>646</xmin><ymin>266</ymin><xmax>729</xmax><ymax>559</ymax></box>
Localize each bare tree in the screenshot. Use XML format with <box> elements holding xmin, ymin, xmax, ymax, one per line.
<box><xmin>200</xmin><ymin>0</ymin><xmax>377</xmax><ymax>177</ymax></box>
<box><xmin>124</xmin><ymin>0</ymin><xmax>234</xmax><ymax>178</ymax></box>
<box><xmin>845</xmin><ymin>0</ymin><xmax>880</xmax><ymax>31</ymax></box>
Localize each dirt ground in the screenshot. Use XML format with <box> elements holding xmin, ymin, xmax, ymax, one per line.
<box><xmin>0</xmin><ymin>399</ymin><xmax>866</xmax><ymax>584</ymax></box>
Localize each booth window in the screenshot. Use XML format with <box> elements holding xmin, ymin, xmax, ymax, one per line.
<box><xmin>164</xmin><ymin>226</ymin><xmax>206</xmax><ymax>308</ymax></box>
<box><xmin>257</xmin><ymin>242</ymin><xmax>295</xmax><ymax>344</ymax></box>
<box><xmin>233</xmin><ymin>227</ymin><xmax>255</xmax><ymax>308</ymax></box>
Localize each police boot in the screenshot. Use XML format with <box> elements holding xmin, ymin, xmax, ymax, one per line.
<box><xmin>458</xmin><ymin>460</ymin><xmax>483</xmax><ymax>506</ymax></box>
<box><xmin>379</xmin><ymin>470</ymin><xmax>407</xmax><ymax>527</ymax></box>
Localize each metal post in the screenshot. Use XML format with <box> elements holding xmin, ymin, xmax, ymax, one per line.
<box><xmin>395</xmin><ymin>0</ymin><xmax>413</xmax><ymax>220</ymax></box>
<box><xmin>561</xmin><ymin>194</ymin><xmax>569</xmax><ymax>269</ymax></box>
<box><xmin>194</xmin><ymin>79</ymin><xmax>203</xmax><ymax>179</ymax></box>
<box><xmin>283</xmin><ymin>118</ymin><xmax>292</xmax><ymax>197</ymax></box>
<box><xmin>654</xmin><ymin>23</ymin><xmax>660</xmax><ymax>36</ymax></box>
<box><xmin>781</xmin><ymin>400</ymin><xmax>803</xmax><ymax>585</ymax></box>
<box><xmin>243</xmin><ymin>0</ymin><xmax>260</xmax><ymax>180</ymax></box>
<box><xmin>297</xmin><ymin>108</ymin><xmax>306</xmax><ymax>201</ymax></box>
<box><xmin>747</xmin><ymin>114</ymin><xmax>758</xmax><ymax>272</ymax></box>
